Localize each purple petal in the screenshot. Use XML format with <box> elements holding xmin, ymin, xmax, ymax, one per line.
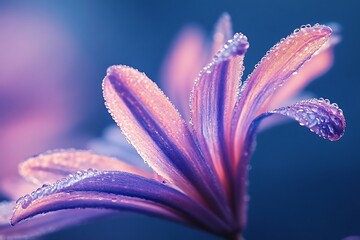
<box><xmin>12</xmin><ymin>170</ymin><xmax>232</xmax><ymax>236</ymax></box>
<box><xmin>211</xmin><ymin>12</ymin><xmax>233</xmax><ymax>56</ymax></box>
<box><xmin>270</xmin><ymin>98</ymin><xmax>345</xmax><ymax>141</ymax></box>
<box><xmin>234</xmin><ymin>98</ymin><xmax>345</xmax><ymax>228</ymax></box>
<box><xmin>190</xmin><ymin>33</ymin><xmax>248</xmax><ymax>186</ymax></box>
<box><xmin>103</xmin><ymin>65</ymin><xmax>230</xmax><ymax>221</ymax></box>
<box><xmin>232</xmin><ymin>24</ymin><xmax>333</xmax><ymax>165</ymax></box>
<box><xmin>1</xmin><ymin>201</ymin><xmax>111</xmax><ymax>239</ymax></box>
<box><xmin>19</xmin><ymin>149</ymin><xmax>152</xmax><ymax>185</ymax></box>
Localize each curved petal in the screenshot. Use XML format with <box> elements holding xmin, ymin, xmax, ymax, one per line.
<box><xmin>270</xmin><ymin>98</ymin><xmax>345</xmax><ymax>140</ymax></box>
<box><xmin>1</xmin><ymin>201</ymin><xmax>112</xmax><ymax>240</ymax></box>
<box><xmin>19</xmin><ymin>150</ymin><xmax>152</xmax><ymax>185</ymax></box>
<box><xmin>160</xmin><ymin>26</ymin><xmax>207</xmax><ymax>120</ymax></box>
<box><xmin>103</xmin><ymin>65</ymin><xmax>230</xmax><ymax>221</ymax></box>
<box><xmin>268</xmin><ymin>32</ymin><xmax>339</xmax><ymax>109</ymax></box>
<box><xmin>211</xmin><ymin>12</ymin><xmax>233</xmax><ymax>56</ymax></box>
<box><xmin>232</xmin><ymin>24</ymin><xmax>333</xmax><ymax>166</ymax></box>
<box><xmin>234</xmin><ymin>98</ymin><xmax>345</xmax><ymax>229</ymax></box>
<box><xmin>190</xmin><ymin>33</ymin><xmax>248</xmax><ymax>187</ymax></box>
<box><xmin>12</xmin><ymin>170</ymin><xmax>232</xmax><ymax>236</ymax></box>
<box><xmin>12</xmin><ymin>193</ymin><xmax>188</xmax><ymax>230</ymax></box>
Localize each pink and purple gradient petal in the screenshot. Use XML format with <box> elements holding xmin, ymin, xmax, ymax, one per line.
<box><xmin>190</xmin><ymin>33</ymin><xmax>248</xmax><ymax>189</ymax></box>
<box><xmin>103</xmin><ymin>65</ymin><xmax>230</xmax><ymax>221</ymax></box>
<box><xmin>232</xmin><ymin>25</ymin><xmax>332</xmax><ymax>167</ymax></box>
<box><xmin>11</xmin><ymin>170</ymin><xmax>232</xmax><ymax>236</ymax></box>
<box><xmin>268</xmin><ymin>33</ymin><xmax>339</xmax><ymax>109</ymax></box>
<box><xmin>270</xmin><ymin>98</ymin><xmax>345</xmax><ymax>141</ymax></box>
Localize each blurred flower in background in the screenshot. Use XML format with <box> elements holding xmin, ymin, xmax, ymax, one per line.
<box><xmin>0</xmin><ymin>6</ymin><xmax>88</xmax><ymax>199</ymax></box>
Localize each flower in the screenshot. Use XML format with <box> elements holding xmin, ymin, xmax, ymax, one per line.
<box><xmin>0</xmin><ymin>6</ymin><xmax>88</xmax><ymax>200</ymax></box>
<box><xmin>0</xmin><ymin>14</ymin><xmax>345</xmax><ymax>239</ymax></box>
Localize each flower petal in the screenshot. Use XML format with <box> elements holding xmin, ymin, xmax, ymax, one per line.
<box><xmin>103</xmin><ymin>65</ymin><xmax>230</xmax><ymax>221</ymax></box>
<box><xmin>234</xmin><ymin>98</ymin><xmax>345</xmax><ymax>228</ymax></box>
<box><xmin>160</xmin><ymin>26</ymin><xmax>207</xmax><ymax>120</ymax></box>
<box><xmin>270</xmin><ymin>98</ymin><xmax>345</xmax><ymax>141</ymax></box>
<box><xmin>232</xmin><ymin>24</ymin><xmax>333</xmax><ymax>165</ymax></box>
<box><xmin>190</xmin><ymin>33</ymin><xmax>248</xmax><ymax>186</ymax></box>
<box><xmin>12</xmin><ymin>170</ymin><xmax>232</xmax><ymax>235</ymax></box>
<box><xmin>1</xmin><ymin>201</ymin><xmax>111</xmax><ymax>239</ymax></box>
<box><xmin>269</xmin><ymin>32</ymin><xmax>340</xmax><ymax>109</ymax></box>
<box><xmin>19</xmin><ymin>149</ymin><xmax>152</xmax><ymax>185</ymax></box>
<box><xmin>211</xmin><ymin>13</ymin><xmax>233</xmax><ymax>56</ymax></box>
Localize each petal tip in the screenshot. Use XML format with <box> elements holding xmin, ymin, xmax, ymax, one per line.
<box><xmin>294</xmin><ymin>24</ymin><xmax>332</xmax><ymax>38</ymax></box>
<box><xmin>214</xmin><ymin>32</ymin><xmax>249</xmax><ymax>62</ymax></box>
<box><xmin>311</xmin><ymin>24</ymin><xmax>333</xmax><ymax>36</ymax></box>
<box><xmin>106</xmin><ymin>65</ymin><xmax>128</xmax><ymax>76</ymax></box>
<box><xmin>276</xmin><ymin>98</ymin><xmax>346</xmax><ymax>141</ymax></box>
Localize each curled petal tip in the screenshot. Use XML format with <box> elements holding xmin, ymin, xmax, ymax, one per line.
<box><xmin>272</xmin><ymin>98</ymin><xmax>345</xmax><ymax>141</ymax></box>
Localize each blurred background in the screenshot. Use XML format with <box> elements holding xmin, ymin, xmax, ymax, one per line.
<box><xmin>0</xmin><ymin>0</ymin><xmax>359</xmax><ymax>239</ymax></box>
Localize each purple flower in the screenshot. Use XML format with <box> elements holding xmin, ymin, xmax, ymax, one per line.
<box><xmin>0</xmin><ymin>15</ymin><xmax>345</xmax><ymax>239</ymax></box>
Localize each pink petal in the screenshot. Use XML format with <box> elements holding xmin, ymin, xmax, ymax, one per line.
<box><xmin>232</xmin><ymin>24</ymin><xmax>333</xmax><ymax>166</ymax></box>
<box><xmin>268</xmin><ymin>34</ymin><xmax>339</xmax><ymax>109</ymax></box>
<box><xmin>190</xmin><ymin>33</ymin><xmax>248</xmax><ymax>187</ymax></box>
<box><xmin>160</xmin><ymin>26</ymin><xmax>207</xmax><ymax>120</ymax></box>
<box><xmin>211</xmin><ymin>13</ymin><xmax>233</xmax><ymax>56</ymax></box>
<box><xmin>103</xmin><ymin>66</ymin><xmax>230</xmax><ymax>221</ymax></box>
<box><xmin>19</xmin><ymin>149</ymin><xmax>152</xmax><ymax>185</ymax></box>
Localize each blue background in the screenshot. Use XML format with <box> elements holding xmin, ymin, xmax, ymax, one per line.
<box><xmin>1</xmin><ymin>0</ymin><xmax>359</xmax><ymax>239</ymax></box>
